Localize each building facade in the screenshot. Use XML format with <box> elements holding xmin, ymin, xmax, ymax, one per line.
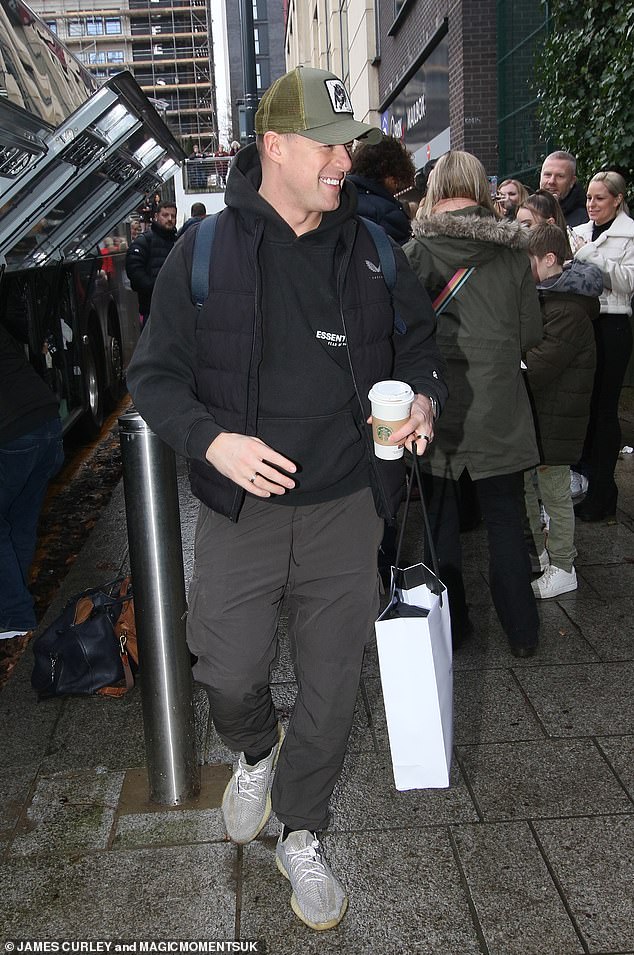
<box><xmin>220</xmin><ymin>0</ymin><xmax>287</xmax><ymax>146</ymax></box>
<box><xmin>284</xmin><ymin>0</ymin><xmax>547</xmax><ymax>180</ymax></box>
<box><xmin>31</xmin><ymin>0</ymin><xmax>217</xmax><ymax>148</ymax></box>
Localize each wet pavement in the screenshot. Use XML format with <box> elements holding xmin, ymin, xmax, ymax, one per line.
<box><xmin>0</xmin><ymin>396</ymin><xmax>633</xmax><ymax>954</ymax></box>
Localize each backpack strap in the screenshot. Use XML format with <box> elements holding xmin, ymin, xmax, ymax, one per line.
<box><xmin>190</xmin><ymin>212</ymin><xmax>221</xmax><ymax>307</ymax></box>
<box><xmin>358</xmin><ymin>216</ymin><xmax>406</xmax><ymax>334</ymax></box>
<box><xmin>359</xmin><ymin>216</ymin><xmax>397</xmax><ymax>292</ymax></box>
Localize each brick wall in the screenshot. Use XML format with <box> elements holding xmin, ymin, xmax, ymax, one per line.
<box><xmin>377</xmin><ymin>0</ymin><xmax>498</xmax><ymax>174</ymax></box>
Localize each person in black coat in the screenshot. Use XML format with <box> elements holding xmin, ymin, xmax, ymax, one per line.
<box><xmin>125</xmin><ymin>201</ymin><xmax>177</xmax><ymax>326</ymax></box>
<box><xmin>348</xmin><ymin>135</ymin><xmax>415</xmax><ymax>246</ymax></box>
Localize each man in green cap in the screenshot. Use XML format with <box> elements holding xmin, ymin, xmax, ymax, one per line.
<box><xmin>127</xmin><ymin>65</ymin><xmax>446</xmax><ymax>931</ymax></box>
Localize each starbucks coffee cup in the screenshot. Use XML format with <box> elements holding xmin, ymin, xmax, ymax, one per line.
<box><xmin>368</xmin><ymin>380</ymin><xmax>415</xmax><ymax>460</ymax></box>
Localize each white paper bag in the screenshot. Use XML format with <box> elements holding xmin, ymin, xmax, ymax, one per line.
<box><xmin>375</xmin><ymin>562</ymin><xmax>453</xmax><ymax>790</ymax></box>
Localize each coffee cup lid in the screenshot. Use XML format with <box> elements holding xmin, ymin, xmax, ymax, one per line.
<box><xmin>368</xmin><ymin>380</ymin><xmax>414</xmax><ymax>403</ymax></box>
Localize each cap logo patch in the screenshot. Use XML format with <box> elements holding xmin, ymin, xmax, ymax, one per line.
<box><xmin>325</xmin><ymin>79</ymin><xmax>352</xmax><ymax>114</ymax></box>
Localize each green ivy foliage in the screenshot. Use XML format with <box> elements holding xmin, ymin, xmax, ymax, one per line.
<box><xmin>535</xmin><ymin>0</ymin><xmax>634</xmax><ymax>187</ymax></box>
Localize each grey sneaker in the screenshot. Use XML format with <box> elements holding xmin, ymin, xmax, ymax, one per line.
<box><xmin>276</xmin><ymin>829</ymin><xmax>348</xmax><ymax>931</ymax></box>
<box><xmin>222</xmin><ymin>725</ymin><xmax>284</xmax><ymax>845</ymax></box>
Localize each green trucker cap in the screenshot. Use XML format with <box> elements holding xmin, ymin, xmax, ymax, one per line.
<box><xmin>255</xmin><ymin>66</ymin><xmax>382</xmax><ymax>145</ymax></box>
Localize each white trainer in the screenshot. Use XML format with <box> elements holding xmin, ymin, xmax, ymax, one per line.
<box><xmin>222</xmin><ymin>724</ymin><xmax>284</xmax><ymax>845</ymax></box>
<box><xmin>532</xmin><ymin>565</ymin><xmax>577</xmax><ymax>599</ymax></box>
<box><xmin>276</xmin><ymin>829</ymin><xmax>348</xmax><ymax>931</ymax></box>
<box><xmin>570</xmin><ymin>470</ymin><xmax>588</xmax><ymax>499</ymax></box>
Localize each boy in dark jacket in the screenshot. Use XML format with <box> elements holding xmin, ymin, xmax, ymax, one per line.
<box><xmin>523</xmin><ymin>223</ymin><xmax>601</xmax><ymax>598</ymax></box>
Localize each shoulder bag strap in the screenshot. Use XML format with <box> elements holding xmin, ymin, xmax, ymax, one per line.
<box><xmin>432</xmin><ymin>266</ymin><xmax>476</xmax><ymax>315</ymax></box>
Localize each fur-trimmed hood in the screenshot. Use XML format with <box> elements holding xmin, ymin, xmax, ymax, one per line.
<box><xmin>412</xmin><ymin>206</ymin><xmax>530</xmax><ymax>252</ymax></box>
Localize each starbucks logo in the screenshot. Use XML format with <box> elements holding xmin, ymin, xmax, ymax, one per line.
<box><xmin>376</xmin><ymin>425</ymin><xmax>393</xmax><ymax>441</ymax></box>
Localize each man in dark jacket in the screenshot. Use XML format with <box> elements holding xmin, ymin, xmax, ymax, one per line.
<box><xmin>0</xmin><ymin>324</ymin><xmax>63</xmax><ymax>664</ymax></box>
<box><xmin>539</xmin><ymin>150</ymin><xmax>589</xmax><ymax>227</ymax></box>
<box><xmin>127</xmin><ymin>66</ymin><xmax>446</xmax><ymax>931</ymax></box>
<box><xmin>177</xmin><ymin>202</ymin><xmax>206</xmax><ymax>238</ymax></box>
<box><xmin>125</xmin><ymin>200</ymin><xmax>177</xmax><ymax>326</ymax></box>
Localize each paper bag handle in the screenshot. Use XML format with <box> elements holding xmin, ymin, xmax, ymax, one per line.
<box><xmin>394</xmin><ymin>453</ymin><xmax>443</xmax><ymax>602</ymax></box>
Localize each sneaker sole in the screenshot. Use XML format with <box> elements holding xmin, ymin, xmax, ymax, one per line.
<box><xmin>222</xmin><ymin>724</ymin><xmax>284</xmax><ymax>845</ymax></box>
<box><xmin>532</xmin><ymin>581</ymin><xmax>577</xmax><ymax>599</ymax></box>
<box><xmin>275</xmin><ymin>854</ymin><xmax>349</xmax><ymax>931</ymax></box>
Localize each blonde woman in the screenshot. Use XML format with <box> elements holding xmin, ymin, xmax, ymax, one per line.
<box><xmin>496</xmin><ymin>178</ymin><xmax>530</xmax><ymax>219</ymax></box>
<box><xmin>406</xmin><ymin>150</ymin><xmax>543</xmax><ymax>657</ymax></box>
<box><xmin>571</xmin><ymin>170</ymin><xmax>634</xmax><ymax>520</ymax></box>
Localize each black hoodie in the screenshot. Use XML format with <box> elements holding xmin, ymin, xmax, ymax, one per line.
<box><xmin>127</xmin><ymin>143</ymin><xmax>446</xmax><ymax>520</ymax></box>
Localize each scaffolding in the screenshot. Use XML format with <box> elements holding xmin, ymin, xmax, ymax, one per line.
<box><xmin>29</xmin><ymin>0</ymin><xmax>217</xmax><ymax>148</ymax></box>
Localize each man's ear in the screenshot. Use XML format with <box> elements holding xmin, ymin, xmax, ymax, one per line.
<box><xmin>262</xmin><ymin>130</ymin><xmax>284</xmax><ymax>163</ymax></box>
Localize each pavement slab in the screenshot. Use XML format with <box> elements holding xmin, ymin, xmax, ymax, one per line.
<box><xmin>514</xmin><ymin>662</ymin><xmax>634</xmax><ymax>738</ymax></box>
<box><xmin>9</xmin><ymin>768</ymin><xmax>124</xmax><ymax>857</ymax></box>
<box><xmin>0</xmin><ymin>843</ymin><xmax>237</xmax><ymax>938</ymax></box>
<box><xmin>329</xmin><ymin>750</ymin><xmax>478</xmax><ymax>832</ymax></box>
<box><xmin>38</xmin><ymin>692</ymin><xmax>147</xmax><ymax>774</ymax></box>
<box><xmin>456</xmin><ymin>739</ymin><xmax>632</xmax><ymax>821</ymax></box>
<box><xmin>450</xmin><ymin>821</ymin><xmax>584</xmax><ymax>955</ymax></box>
<box><xmin>533</xmin><ymin>815</ymin><xmax>634</xmax><ymax>953</ymax></box>
<box><xmin>112</xmin><ymin>806</ymin><xmax>227</xmax><ymax>849</ymax></box>
<box><xmin>563</xmin><ymin>595</ymin><xmax>634</xmax><ymax>661</ymax></box>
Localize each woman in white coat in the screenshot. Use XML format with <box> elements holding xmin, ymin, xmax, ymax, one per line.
<box><xmin>572</xmin><ymin>170</ymin><xmax>634</xmax><ymax>520</ymax></box>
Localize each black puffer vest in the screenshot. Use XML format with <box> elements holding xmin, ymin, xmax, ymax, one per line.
<box><xmin>188</xmin><ymin>208</ymin><xmax>406</xmax><ymax>522</ymax></box>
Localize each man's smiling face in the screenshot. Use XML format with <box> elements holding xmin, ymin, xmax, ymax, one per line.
<box><xmin>277</xmin><ymin>134</ymin><xmax>353</xmax><ymax>220</ymax></box>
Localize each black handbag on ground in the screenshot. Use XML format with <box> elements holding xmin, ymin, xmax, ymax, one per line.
<box><xmin>31</xmin><ymin>577</ymin><xmax>137</xmax><ymax>699</ymax></box>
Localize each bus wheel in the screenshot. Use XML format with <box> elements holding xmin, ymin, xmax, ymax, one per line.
<box><xmin>82</xmin><ymin>332</ymin><xmax>105</xmax><ymax>435</ymax></box>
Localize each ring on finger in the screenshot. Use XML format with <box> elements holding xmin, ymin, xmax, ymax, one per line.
<box><xmin>416</xmin><ymin>433</ymin><xmax>431</xmax><ymax>443</ymax></box>
<box><xmin>249</xmin><ymin>473</ymin><xmax>257</xmax><ymax>484</ymax></box>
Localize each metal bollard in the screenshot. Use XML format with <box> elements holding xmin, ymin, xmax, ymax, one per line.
<box><xmin>118</xmin><ymin>410</ymin><xmax>200</xmax><ymax>804</ymax></box>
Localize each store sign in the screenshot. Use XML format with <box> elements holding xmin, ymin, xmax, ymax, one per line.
<box><xmin>381</xmin><ymin>35</ymin><xmax>449</xmax><ymax>157</ymax></box>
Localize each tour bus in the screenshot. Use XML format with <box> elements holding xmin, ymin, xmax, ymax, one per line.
<box><xmin>0</xmin><ymin>0</ymin><xmax>184</xmax><ymax>433</ymax></box>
